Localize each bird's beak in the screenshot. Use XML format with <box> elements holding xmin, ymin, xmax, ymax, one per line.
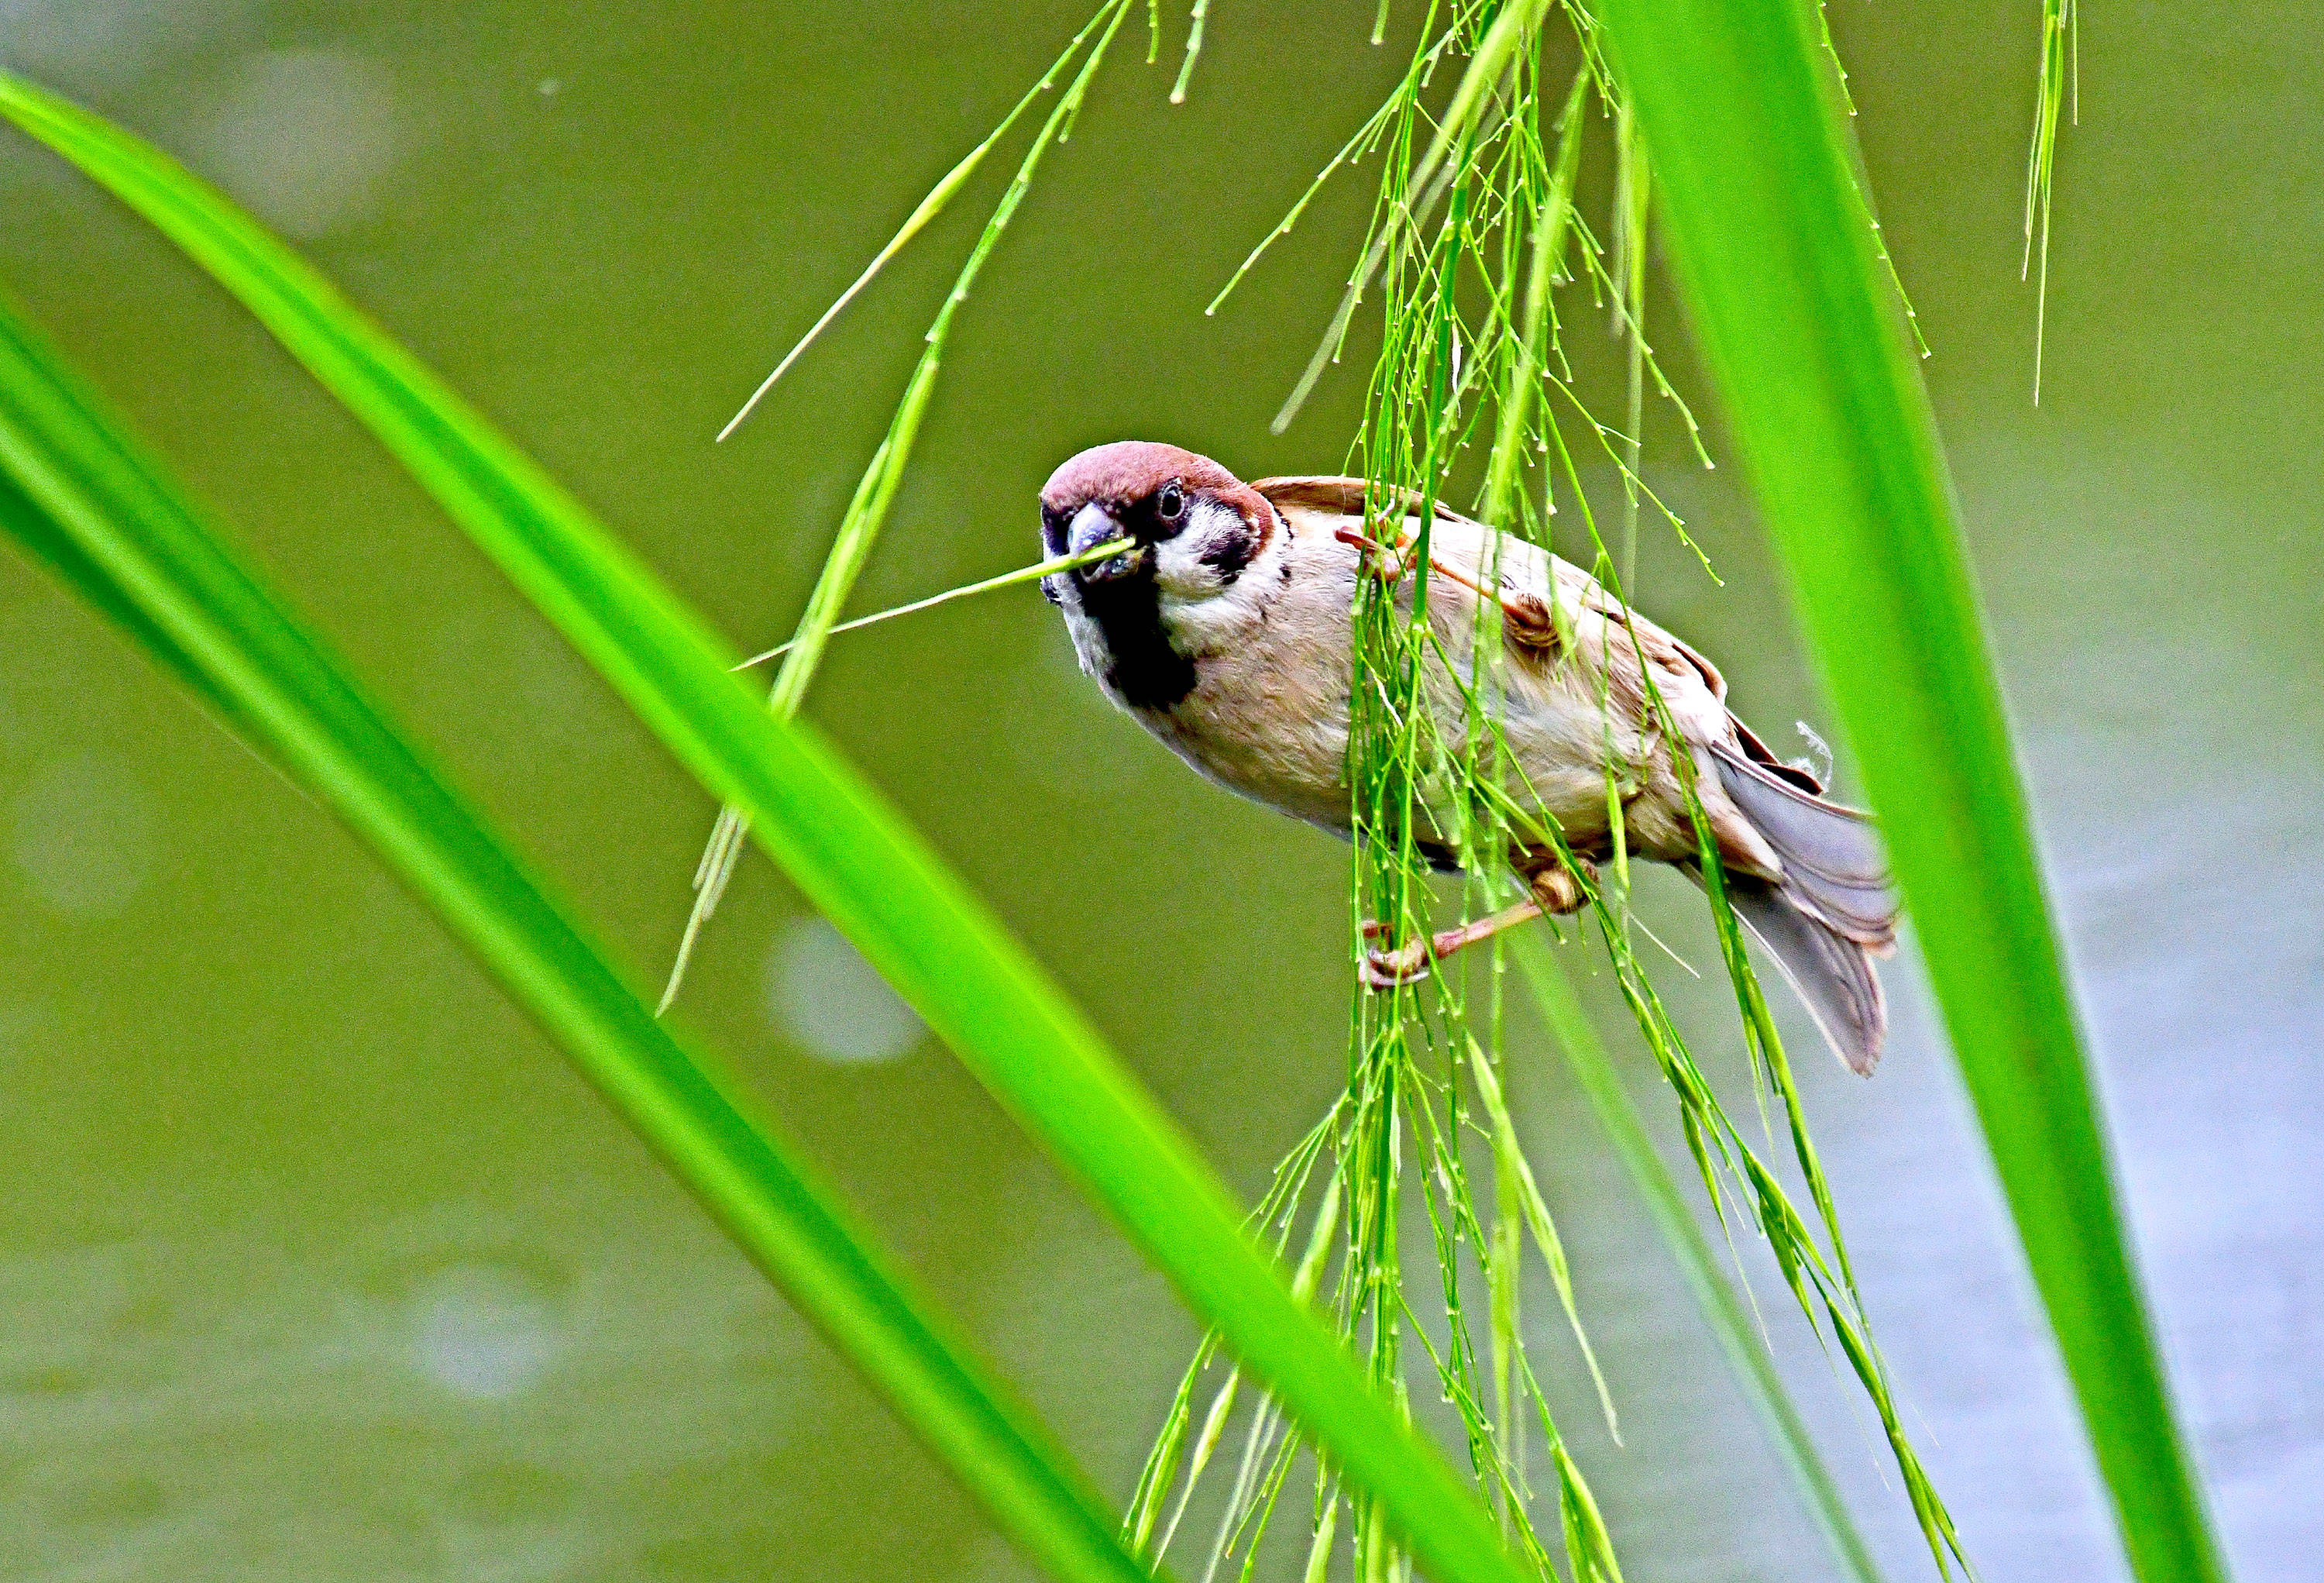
<box><xmin>1067</xmin><ymin>501</ymin><xmax>1140</xmax><ymax>582</ymax></box>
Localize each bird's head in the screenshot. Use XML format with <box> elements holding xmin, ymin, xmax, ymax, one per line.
<box><xmin>1038</xmin><ymin>441</ymin><xmax>1278</xmax><ymax>601</ymax></box>
<box><xmin>1037</xmin><ymin>441</ymin><xmax>1284</xmax><ymax>709</ymax></box>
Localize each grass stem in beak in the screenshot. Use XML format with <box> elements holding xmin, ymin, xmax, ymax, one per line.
<box><xmin>731</xmin><ymin>537</ymin><xmax>1133</xmax><ymax>669</ymax></box>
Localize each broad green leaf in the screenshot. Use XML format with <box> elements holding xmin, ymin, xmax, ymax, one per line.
<box><xmin>0</xmin><ymin>297</ymin><xmax>1150</xmax><ymax>1583</ymax></box>
<box><xmin>0</xmin><ymin>74</ymin><xmax>1535</xmax><ymax>1583</ymax></box>
<box><xmin>1586</xmin><ymin>8</ymin><xmax>2230</xmax><ymax>1581</ymax></box>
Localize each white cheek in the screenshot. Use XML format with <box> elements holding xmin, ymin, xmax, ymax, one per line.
<box><xmin>1160</xmin><ymin>519</ymin><xmax>1284</xmax><ymax>657</ymax></box>
<box><xmin>1151</xmin><ymin>544</ymin><xmax>1212</xmax><ymax>603</ymax></box>
<box><xmin>1153</xmin><ymin>501</ymin><xmax>1244</xmax><ymax>603</ymax></box>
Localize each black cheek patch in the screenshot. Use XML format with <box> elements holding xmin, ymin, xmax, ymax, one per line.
<box><xmin>1198</xmin><ymin>523</ymin><xmax>1257</xmax><ymax>586</ymax></box>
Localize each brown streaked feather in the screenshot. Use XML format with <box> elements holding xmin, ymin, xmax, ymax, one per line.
<box><xmin>1252</xmin><ymin>475</ymin><xmax>1459</xmax><ymax>521</ymax></box>
<box><xmin>1255</xmin><ymin>473</ymin><xmax>1734</xmax><ymax>700</ymax></box>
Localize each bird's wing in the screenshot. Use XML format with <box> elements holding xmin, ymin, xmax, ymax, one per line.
<box><xmin>1410</xmin><ymin>512</ymin><xmax>1728</xmax><ymax>710</ymax></box>
<box><xmin>1566</xmin><ymin>571</ymin><xmax>1728</xmax><ymax>703</ymax></box>
<box><xmin>1250</xmin><ymin>474</ymin><xmax>1367</xmax><ymax>515</ymax></box>
<box><xmin>1251</xmin><ymin>478</ymin><xmax>1751</xmax><ymax>750</ymax></box>
<box><xmin>1252</xmin><ymin>477</ymin><xmax>1727</xmax><ymax>724</ymax></box>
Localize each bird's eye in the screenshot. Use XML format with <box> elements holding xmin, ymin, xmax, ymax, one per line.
<box><xmin>1157</xmin><ymin>481</ymin><xmax>1185</xmax><ymax>521</ymax></box>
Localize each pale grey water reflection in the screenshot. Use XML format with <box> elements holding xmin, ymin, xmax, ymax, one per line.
<box><xmin>1</xmin><ymin>2</ymin><xmax>2316</xmax><ymax>1580</ymax></box>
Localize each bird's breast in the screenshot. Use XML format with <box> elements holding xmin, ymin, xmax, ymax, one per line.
<box><xmin>1125</xmin><ymin>545</ymin><xmax>1366</xmax><ymax>833</ymax></box>
<box><xmin>1143</xmin><ymin>635</ymin><xmax>1357</xmax><ymax>834</ymax></box>
<box><xmin>1073</xmin><ymin>574</ymin><xmax>1198</xmax><ymax>711</ymax></box>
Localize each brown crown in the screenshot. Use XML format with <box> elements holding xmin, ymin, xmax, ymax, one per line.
<box><xmin>1039</xmin><ymin>441</ymin><xmax>1277</xmax><ymax>551</ymax></box>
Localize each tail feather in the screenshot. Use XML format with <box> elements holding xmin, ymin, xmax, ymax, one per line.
<box><xmin>1724</xmin><ymin>880</ymin><xmax>1889</xmax><ymax>1075</ymax></box>
<box><xmin>1709</xmin><ymin>738</ymin><xmax>1897</xmax><ymax>1075</ymax></box>
<box><xmin>1710</xmin><ymin>740</ymin><xmax>1897</xmax><ymax>947</ymax></box>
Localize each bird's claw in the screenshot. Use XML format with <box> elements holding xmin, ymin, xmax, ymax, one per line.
<box><xmin>1360</xmin><ymin>945</ymin><xmax>1432</xmax><ymax>990</ymax></box>
<box><xmin>1528</xmin><ymin>857</ymin><xmax>1597</xmax><ymax>916</ymax></box>
<box><xmin>1358</xmin><ymin>918</ymin><xmax>1433</xmax><ymax>989</ymax></box>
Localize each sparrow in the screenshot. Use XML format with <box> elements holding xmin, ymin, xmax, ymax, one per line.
<box><xmin>1038</xmin><ymin>441</ymin><xmax>1899</xmax><ymax>1074</ymax></box>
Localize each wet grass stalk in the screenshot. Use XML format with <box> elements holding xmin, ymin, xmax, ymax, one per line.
<box><xmin>2022</xmin><ymin>0</ymin><xmax>2078</xmax><ymax>400</ymax></box>
<box><xmin>1129</xmin><ymin>8</ymin><xmax>1968</xmax><ymax>1581</ymax></box>
<box><xmin>1597</xmin><ymin>0</ymin><xmax>2230</xmax><ymax>1575</ymax></box>
<box><xmin>662</xmin><ymin>0</ymin><xmax>1139</xmax><ymax>1012</ymax></box>
<box><xmin>1511</xmin><ymin>935</ymin><xmax>1889</xmax><ymax>1583</ymax></box>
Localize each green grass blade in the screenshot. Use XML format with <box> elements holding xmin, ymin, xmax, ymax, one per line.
<box><xmin>0</xmin><ymin>297</ymin><xmax>1153</xmax><ymax>1583</ymax></box>
<box><xmin>0</xmin><ymin>75</ymin><xmax>1536</xmax><ymax>1583</ymax></box>
<box><xmin>1582</xmin><ymin>9</ymin><xmax>2232</xmax><ymax>1582</ymax></box>
<box><xmin>0</xmin><ymin>450</ymin><xmax>234</xmax><ymax>724</ymax></box>
<box><xmin>1510</xmin><ymin>935</ymin><xmax>1885</xmax><ymax>1583</ymax></box>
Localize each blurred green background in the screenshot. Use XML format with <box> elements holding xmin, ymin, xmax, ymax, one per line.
<box><xmin>1</xmin><ymin>2</ymin><xmax>2317</xmax><ymax>1579</ymax></box>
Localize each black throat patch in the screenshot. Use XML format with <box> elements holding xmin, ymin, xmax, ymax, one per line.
<box><xmin>1077</xmin><ymin>567</ymin><xmax>1197</xmax><ymax>711</ymax></box>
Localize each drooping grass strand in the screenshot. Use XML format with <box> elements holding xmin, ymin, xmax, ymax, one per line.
<box><xmin>662</xmin><ymin>0</ymin><xmax>1136</xmax><ymax>1012</ymax></box>
<box><xmin>1134</xmin><ymin>6</ymin><xmax>1976</xmax><ymax>1575</ymax></box>
<box><xmin>2022</xmin><ymin>0</ymin><xmax>2078</xmax><ymax>400</ymax></box>
<box><xmin>1169</xmin><ymin>0</ymin><xmax>1212</xmax><ymax>102</ymax></box>
<box><xmin>713</xmin><ymin>18</ymin><xmax>1107</xmax><ymax>442</ymax></box>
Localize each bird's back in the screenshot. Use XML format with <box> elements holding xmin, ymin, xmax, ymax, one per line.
<box><xmin>1143</xmin><ymin>483</ymin><xmax>1734</xmax><ymax>862</ymax></box>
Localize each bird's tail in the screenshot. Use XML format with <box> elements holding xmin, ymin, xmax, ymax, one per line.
<box><xmin>1708</xmin><ymin>742</ymin><xmax>1898</xmax><ymax>1075</ymax></box>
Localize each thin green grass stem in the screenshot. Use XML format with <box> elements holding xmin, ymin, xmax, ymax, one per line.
<box><xmin>1510</xmin><ymin>934</ymin><xmax>1886</xmax><ymax>1583</ymax></box>
<box><xmin>729</xmin><ymin>536</ymin><xmax>1131</xmax><ymax>670</ymax></box>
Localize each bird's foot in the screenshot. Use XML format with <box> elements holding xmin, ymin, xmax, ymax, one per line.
<box><xmin>1358</xmin><ymin>896</ymin><xmax>1549</xmax><ymax>989</ymax></box>
<box><xmin>1358</xmin><ymin>917</ymin><xmax>1432</xmax><ymax>988</ymax></box>
<box><xmin>1528</xmin><ymin>856</ymin><xmax>1598</xmax><ymax>916</ymax></box>
<box><xmin>1357</xmin><ymin>916</ymin><xmax>1404</xmax><ymax>986</ymax></box>
<box><xmin>1359</xmin><ymin>934</ymin><xmax>1432</xmax><ymax>990</ymax></box>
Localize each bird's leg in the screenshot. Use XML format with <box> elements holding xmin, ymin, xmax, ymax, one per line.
<box><xmin>1359</xmin><ymin>897</ymin><xmax>1545</xmax><ymax>989</ymax></box>
<box><xmin>1356</xmin><ymin>852</ymin><xmax>1600</xmax><ymax>988</ymax></box>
